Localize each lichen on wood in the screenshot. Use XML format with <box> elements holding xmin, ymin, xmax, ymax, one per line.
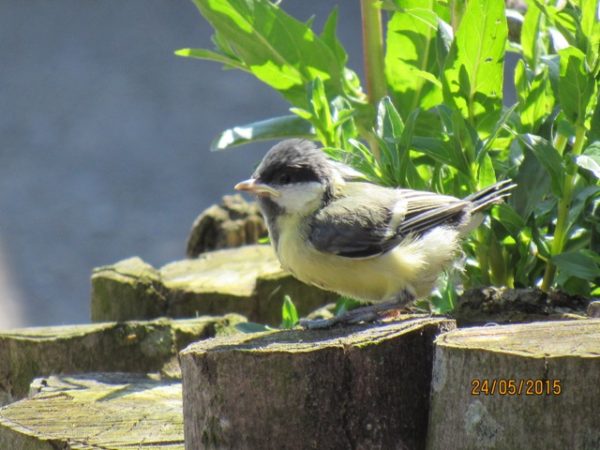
<box><xmin>0</xmin><ymin>373</ymin><xmax>184</xmax><ymax>449</ymax></box>
<box><xmin>427</xmin><ymin>319</ymin><xmax>600</xmax><ymax>450</ymax></box>
<box><xmin>181</xmin><ymin>317</ymin><xmax>455</xmax><ymax>450</ymax></box>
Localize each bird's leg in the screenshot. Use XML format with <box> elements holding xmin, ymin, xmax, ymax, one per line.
<box><xmin>299</xmin><ymin>290</ymin><xmax>415</xmax><ymax>330</ymax></box>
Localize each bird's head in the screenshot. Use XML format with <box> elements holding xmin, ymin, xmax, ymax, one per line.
<box><xmin>235</xmin><ymin>139</ymin><xmax>351</xmax><ymax>216</ymax></box>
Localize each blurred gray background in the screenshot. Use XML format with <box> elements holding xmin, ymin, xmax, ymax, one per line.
<box><xmin>0</xmin><ymin>0</ymin><xmax>363</xmax><ymax>328</ymax></box>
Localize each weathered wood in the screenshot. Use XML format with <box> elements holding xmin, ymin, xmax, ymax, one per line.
<box><xmin>0</xmin><ymin>373</ymin><xmax>183</xmax><ymax>449</ymax></box>
<box><xmin>181</xmin><ymin>317</ymin><xmax>455</xmax><ymax>450</ymax></box>
<box><xmin>0</xmin><ymin>315</ymin><xmax>244</xmax><ymax>405</ymax></box>
<box><xmin>454</xmin><ymin>287</ymin><xmax>589</xmax><ymax>325</ymax></box>
<box><xmin>90</xmin><ymin>256</ymin><xmax>167</xmax><ymax>322</ymax></box>
<box><xmin>186</xmin><ymin>194</ymin><xmax>267</xmax><ymax>257</ymax></box>
<box><xmin>427</xmin><ymin>319</ymin><xmax>600</xmax><ymax>450</ymax></box>
<box><xmin>91</xmin><ymin>245</ymin><xmax>337</xmax><ymax>324</ymax></box>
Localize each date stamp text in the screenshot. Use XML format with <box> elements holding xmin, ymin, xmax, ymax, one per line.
<box><xmin>471</xmin><ymin>379</ymin><xmax>562</xmax><ymax>396</ymax></box>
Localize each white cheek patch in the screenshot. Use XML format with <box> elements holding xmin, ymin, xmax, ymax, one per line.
<box><xmin>274</xmin><ymin>182</ymin><xmax>325</xmax><ymax>214</ymax></box>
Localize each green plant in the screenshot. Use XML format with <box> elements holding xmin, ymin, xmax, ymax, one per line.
<box><xmin>179</xmin><ymin>0</ymin><xmax>600</xmax><ymax>309</ymax></box>
<box><xmin>236</xmin><ymin>295</ymin><xmax>298</xmax><ymax>333</ymax></box>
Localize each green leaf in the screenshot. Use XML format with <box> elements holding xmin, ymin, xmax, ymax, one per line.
<box><xmin>307</xmin><ymin>78</ymin><xmax>335</xmax><ymax>146</ymax></box>
<box><xmin>429</xmin><ymin>271</ymin><xmax>459</xmax><ymax>314</ymax></box>
<box><xmin>174</xmin><ymin>48</ymin><xmax>248</xmax><ymax>72</ymax></box>
<box><xmin>520</xmin><ymin>1</ymin><xmax>543</xmax><ymax>66</ymax></box>
<box><xmin>320</xmin><ymin>7</ymin><xmax>347</xmax><ymax>66</ymax></box>
<box><xmin>590</xmin><ymin>94</ymin><xmax>600</xmax><ymax>143</ymax></box>
<box><xmin>334</xmin><ymin>296</ymin><xmax>362</xmax><ymax>316</ymax></box>
<box><xmin>576</xmin><ymin>141</ymin><xmax>600</xmax><ymax>179</ymax></box>
<box><xmin>478</xmin><ymin>102</ymin><xmax>519</xmax><ymax>157</ymax></box>
<box><xmin>580</xmin><ymin>0</ymin><xmax>600</xmax><ymax>72</ymax></box>
<box><xmin>280</xmin><ymin>295</ymin><xmax>299</xmax><ymax>329</ymax></box>
<box><xmin>512</xmin><ymin>149</ymin><xmax>552</xmax><ymax>219</ymax></box>
<box><xmin>442</xmin><ymin>0</ymin><xmax>507</xmax><ymax>135</ymax></box>
<box><xmin>191</xmin><ymin>0</ymin><xmax>344</xmax><ymax>108</ymax></box>
<box><xmin>552</xmin><ymin>250</ymin><xmax>600</xmax><ymax>282</ymax></box>
<box><xmin>211</xmin><ymin>115</ymin><xmax>313</xmax><ymax>150</ymax></box>
<box><xmin>376</xmin><ymin>97</ymin><xmax>405</xmax><ymax>145</ymax></box>
<box><xmin>518</xmin><ymin>134</ymin><xmax>565</xmax><ymax>196</ymax></box>
<box><xmin>385</xmin><ymin>1</ymin><xmax>443</xmax><ymax>118</ymax></box>
<box><xmin>491</xmin><ymin>203</ymin><xmax>526</xmax><ymax>237</ymax></box>
<box><xmin>514</xmin><ymin>60</ymin><xmax>554</xmax><ymax>132</ymax></box>
<box><xmin>477</xmin><ymin>152</ymin><xmax>497</xmax><ymax>189</ymax></box>
<box><xmin>557</xmin><ymin>46</ymin><xmax>595</xmax><ymax>125</ymax></box>
<box><xmin>235</xmin><ymin>322</ymin><xmax>276</xmax><ymax>333</ymax></box>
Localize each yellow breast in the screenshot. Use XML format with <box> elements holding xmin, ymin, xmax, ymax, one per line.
<box><xmin>274</xmin><ymin>214</ymin><xmax>459</xmax><ymax>302</ymax></box>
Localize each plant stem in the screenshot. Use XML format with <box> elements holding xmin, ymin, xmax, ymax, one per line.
<box><xmin>489</xmin><ymin>233</ymin><xmax>507</xmax><ymax>286</ymax></box>
<box><xmin>540</xmin><ymin>125</ymin><xmax>587</xmax><ymax>291</ymax></box>
<box><xmin>450</xmin><ymin>0</ymin><xmax>466</xmax><ymax>33</ymax></box>
<box><xmin>475</xmin><ymin>227</ymin><xmax>491</xmax><ymax>285</ymax></box>
<box><xmin>360</xmin><ymin>0</ymin><xmax>386</xmax><ymax>160</ymax></box>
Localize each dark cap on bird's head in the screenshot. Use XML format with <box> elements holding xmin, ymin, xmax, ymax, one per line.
<box><xmin>234</xmin><ymin>139</ymin><xmax>334</xmax><ymax>197</ymax></box>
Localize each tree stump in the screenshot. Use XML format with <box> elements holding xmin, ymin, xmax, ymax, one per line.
<box><xmin>0</xmin><ymin>373</ymin><xmax>183</xmax><ymax>449</ymax></box>
<box><xmin>91</xmin><ymin>245</ymin><xmax>336</xmax><ymax>324</ymax></box>
<box><xmin>427</xmin><ymin>319</ymin><xmax>600</xmax><ymax>450</ymax></box>
<box><xmin>181</xmin><ymin>317</ymin><xmax>455</xmax><ymax>450</ymax></box>
<box><xmin>0</xmin><ymin>315</ymin><xmax>243</xmax><ymax>405</ymax></box>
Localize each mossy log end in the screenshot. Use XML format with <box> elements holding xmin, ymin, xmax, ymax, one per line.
<box><xmin>427</xmin><ymin>319</ymin><xmax>600</xmax><ymax>450</ymax></box>
<box><xmin>181</xmin><ymin>317</ymin><xmax>455</xmax><ymax>450</ymax></box>
<box><xmin>91</xmin><ymin>246</ymin><xmax>337</xmax><ymax>325</ymax></box>
<box><xmin>0</xmin><ymin>373</ymin><xmax>183</xmax><ymax>449</ymax></box>
<box><xmin>0</xmin><ymin>315</ymin><xmax>244</xmax><ymax>406</ymax></box>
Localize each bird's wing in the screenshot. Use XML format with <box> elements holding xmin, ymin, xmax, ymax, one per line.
<box><xmin>308</xmin><ymin>184</ymin><xmax>468</xmax><ymax>259</ymax></box>
<box><xmin>394</xmin><ymin>189</ymin><xmax>470</xmax><ymax>236</ymax></box>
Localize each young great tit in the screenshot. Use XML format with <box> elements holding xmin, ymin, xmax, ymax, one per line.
<box><xmin>235</xmin><ymin>139</ymin><xmax>515</xmax><ymax>328</ymax></box>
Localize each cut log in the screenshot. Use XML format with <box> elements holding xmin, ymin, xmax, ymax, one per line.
<box><xmin>186</xmin><ymin>194</ymin><xmax>267</xmax><ymax>257</ymax></box>
<box><xmin>91</xmin><ymin>245</ymin><xmax>337</xmax><ymax>324</ymax></box>
<box><xmin>0</xmin><ymin>315</ymin><xmax>244</xmax><ymax>406</ymax></box>
<box><xmin>181</xmin><ymin>317</ymin><xmax>455</xmax><ymax>450</ymax></box>
<box><xmin>0</xmin><ymin>373</ymin><xmax>183</xmax><ymax>449</ymax></box>
<box><xmin>427</xmin><ymin>319</ymin><xmax>600</xmax><ymax>450</ymax></box>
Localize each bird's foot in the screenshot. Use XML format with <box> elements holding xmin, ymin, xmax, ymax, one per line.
<box><xmin>299</xmin><ymin>291</ymin><xmax>415</xmax><ymax>330</ymax></box>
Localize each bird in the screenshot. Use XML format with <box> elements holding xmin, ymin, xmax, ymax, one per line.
<box><xmin>235</xmin><ymin>139</ymin><xmax>515</xmax><ymax>328</ymax></box>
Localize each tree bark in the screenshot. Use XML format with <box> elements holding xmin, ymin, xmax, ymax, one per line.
<box><xmin>181</xmin><ymin>317</ymin><xmax>455</xmax><ymax>450</ymax></box>
<box><xmin>427</xmin><ymin>319</ymin><xmax>600</xmax><ymax>449</ymax></box>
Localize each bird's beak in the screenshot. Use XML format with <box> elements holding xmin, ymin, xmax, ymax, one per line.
<box><xmin>234</xmin><ymin>178</ymin><xmax>280</xmax><ymax>197</ymax></box>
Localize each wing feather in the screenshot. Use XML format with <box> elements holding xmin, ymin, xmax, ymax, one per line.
<box><xmin>308</xmin><ymin>184</ymin><xmax>468</xmax><ymax>258</ymax></box>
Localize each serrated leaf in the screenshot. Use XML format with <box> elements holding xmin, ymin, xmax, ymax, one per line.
<box><xmin>191</xmin><ymin>0</ymin><xmax>344</xmax><ymax>108</ymax></box>
<box><xmin>211</xmin><ymin>115</ymin><xmax>313</xmax><ymax>150</ymax></box>
<box><xmin>552</xmin><ymin>250</ymin><xmax>600</xmax><ymax>281</ymax></box>
<box><xmin>558</xmin><ymin>46</ymin><xmax>595</xmax><ymax>126</ymax></box>
<box><xmin>442</xmin><ymin>0</ymin><xmax>507</xmax><ymax>135</ymax></box>
<box><xmin>518</xmin><ymin>134</ymin><xmax>565</xmax><ymax>196</ymax></box>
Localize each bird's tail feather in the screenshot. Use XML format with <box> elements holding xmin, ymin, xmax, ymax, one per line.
<box><xmin>466</xmin><ymin>179</ymin><xmax>516</xmax><ymax>213</ymax></box>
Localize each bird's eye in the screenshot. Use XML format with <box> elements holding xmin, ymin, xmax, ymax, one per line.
<box><xmin>277</xmin><ymin>173</ymin><xmax>291</xmax><ymax>184</ymax></box>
